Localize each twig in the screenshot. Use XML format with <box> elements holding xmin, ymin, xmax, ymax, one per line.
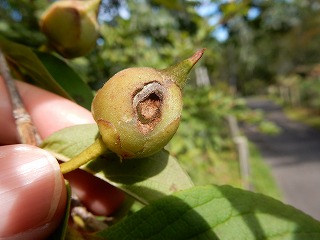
<box><xmin>71</xmin><ymin>193</ymin><xmax>109</xmax><ymax>232</ymax></box>
<box><xmin>0</xmin><ymin>49</ymin><xmax>42</xmax><ymax>146</ymax></box>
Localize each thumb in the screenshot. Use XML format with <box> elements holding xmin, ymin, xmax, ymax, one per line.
<box><xmin>0</xmin><ymin>145</ymin><xmax>67</xmax><ymax>240</ymax></box>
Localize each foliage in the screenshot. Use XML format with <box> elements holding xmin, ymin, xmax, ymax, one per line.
<box><xmin>0</xmin><ymin>0</ymin><xmax>216</xmax><ymax>89</ymax></box>
<box><xmin>2</xmin><ymin>0</ymin><xmax>320</xmax><ymax>95</ymax></box>
<box><xmin>42</xmin><ymin>124</ymin><xmax>194</xmax><ymax>204</ymax></box>
<box><xmin>271</xmin><ymin>73</ymin><xmax>320</xmax><ymax>129</ymax></box>
<box><xmin>248</xmin><ymin>144</ymin><xmax>282</xmax><ymax>200</ymax></box>
<box><xmin>285</xmin><ymin>107</ymin><xmax>320</xmax><ymax>130</ymax></box>
<box><xmin>0</xmin><ymin>36</ymin><xmax>93</xmax><ymax>109</ymax></box>
<box><xmin>168</xmin><ymin>86</ymin><xmax>280</xmax><ymax>190</ymax></box>
<box><xmin>42</xmin><ymin>122</ymin><xmax>320</xmax><ymax>239</ymax></box>
<box><xmin>168</xmin><ymin>87</ymin><xmax>242</xmax><ymax>186</ymax></box>
<box><xmin>299</xmin><ymin>78</ymin><xmax>320</xmax><ymax>111</ymax></box>
<box><xmin>99</xmin><ymin>185</ymin><xmax>320</xmax><ymax>240</ymax></box>
<box><xmin>1</xmin><ymin>0</ymin><xmax>320</xmax><ymax>239</ymax></box>
<box><xmin>0</xmin><ymin>0</ymin><xmax>47</xmax><ymax>46</ymax></box>
<box><xmin>271</xmin><ymin>74</ymin><xmax>320</xmax><ymax>112</ymax></box>
<box><xmin>214</xmin><ymin>0</ymin><xmax>320</xmax><ymax>94</ymax></box>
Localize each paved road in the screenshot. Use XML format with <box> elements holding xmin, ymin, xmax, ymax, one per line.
<box><xmin>243</xmin><ymin>97</ymin><xmax>320</xmax><ymax>220</ymax></box>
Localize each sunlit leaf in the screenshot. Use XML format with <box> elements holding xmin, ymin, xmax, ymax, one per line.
<box><xmin>41</xmin><ymin>124</ymin><xmax>99</xmax><ymax>161</ymax></box>
<box><xmin>41</xmin><ymin>124</ymin><xmax>194</xmax><ymax>204</ymax></box>
<box><xmin>86</xmin><ymin>150</ymin><xmax>194</xmax><ymax>204</ymax></box>
<box><xmin>98</xmin><ymin>185</ymin><xmax>320</xmax><ymax>240</ymax></box>
<box><xmin>35</xmin><ymin>51</ymin><xmax>93</xmax><ymax>109</ymax></box>
<box><xmin>0</xmin><ymin>35</ymin><xmax>71</xmax><ymax>99</ymax></box>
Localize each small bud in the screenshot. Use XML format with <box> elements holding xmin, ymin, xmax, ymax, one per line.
<box><xmin>40</xmin><ymin>0</ymin><xmax>100</xmax><ymax>58</ymax></box>
<box><xmin>91</xmin><ymin>49</ymin><xmax>205</xmax><ymax>159</ymax></box>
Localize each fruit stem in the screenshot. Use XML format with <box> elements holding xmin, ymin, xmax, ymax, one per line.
<box><xmin>60</xmin><ymin>136</ymin><xmax>108</xmax><ymax>174</ymax></box>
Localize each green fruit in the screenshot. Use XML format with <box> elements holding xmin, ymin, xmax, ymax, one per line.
<box><xmin>91</xmin><ymin>49</ymin><xmax>205</xmax><ymax>159</ymax></box>
<box><xmin>40</xmin><ymin>0</ymin><xmax>99</xmax><ymax>58</ymax></box>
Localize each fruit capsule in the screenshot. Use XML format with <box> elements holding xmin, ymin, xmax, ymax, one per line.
<box><xmin>91</xmin><ymin>49</ymin><xmax>205</xmax><ymax>159</ymax></box>
<box><xmin>40</xmin><ymin>0</ymin><xmax>100</xmax><ymax>58</ymax></box>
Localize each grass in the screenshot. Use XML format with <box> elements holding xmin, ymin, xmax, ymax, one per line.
<box><xmin>174</xmin><ymin>146</ymin><xmax>243</xmax><ymax>188</ymax></box>
<box><xmin>248</xmin><ymin>143</ymin><xmax>282</xmax><ymax>200</ymax></box>
<box><xmin>174</xmin><ymin>140</ymin><xmax>282</xmax><ymax>200</ymax></box>
<box><xmin>285</xmin><ymin>107</ymin><xmax>320</xmax><ymax>129</ymax></box>
<box><xmin>166</xmin><ymin>90</ymin><xmax>282</xmax><ymax>200</ymax></box>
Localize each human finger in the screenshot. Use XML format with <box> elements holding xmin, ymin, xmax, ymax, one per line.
<box><xmin>0</xmin><ymin>78</ymin><xmax>94</xmax><ymax>144</ymax></box>
<box><xmin>0</xmin><ymin>79</ymin><xmax>126</xmax><ymax>217</ymax></box>
<box><xmin>0</xmin><ymin>144</ymin><xmax>67</xmax><ymax>240</ymax></box>
<box><xmin>64</xmin><ymin>169</ymin><xmax>126</xmax><ymax>216</ymax></box>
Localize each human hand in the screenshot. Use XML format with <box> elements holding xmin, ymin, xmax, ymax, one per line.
<box><xmin>0</xmin><ymin>79</ymin><xmax>125</xmax><ymax>239</ymax></box>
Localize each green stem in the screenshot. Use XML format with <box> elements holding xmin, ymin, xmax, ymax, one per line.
<box><xmin>60</xmin><ymin>136</ymin><xmax>108</xmax><ymax>174</ymax></box>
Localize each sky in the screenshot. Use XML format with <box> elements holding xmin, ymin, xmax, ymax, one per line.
<box><xmin>195</xmin><ymin>1</ymin><xmax>226</xmax><ymax>41</ymax></box>
<box><xmin>98</xmin><ymin>0</ymin><xmax>262</xmax><ymax>42</ymax></box>
<box><xmin>196</xmin><ymin>1</ymin><xmax>261</xmax><ymax>42</ymax></box>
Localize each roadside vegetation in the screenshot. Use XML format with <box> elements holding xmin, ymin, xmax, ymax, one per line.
<box><xmin>168</xmin><ymin>86</ymin><xmax>282</xmax><ymax>198</ymax></box>
<box><xmin>269</xmin><ymin>75</ymin><xmax>320</xmax><ymax>129</ymax></box>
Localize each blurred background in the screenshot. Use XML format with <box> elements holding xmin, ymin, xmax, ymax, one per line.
<box><xmin>1</xmin><ymin>0</ymin><xmax>320</xmax><ymax>219</ymax></box>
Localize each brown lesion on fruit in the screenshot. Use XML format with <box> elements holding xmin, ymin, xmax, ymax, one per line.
<box><xmin>137</xmin><ymin>92</ymin><xmax>161</xmax><ymax>124</ymax></box>
<box><xmin>132</xmin><ymin>81</ymin><xmax>165</xmax><ymax>134</ymax></box>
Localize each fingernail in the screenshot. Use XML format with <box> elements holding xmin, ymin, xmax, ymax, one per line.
<box><xmin>0</xmin><ymin>144</ymin><xmax>66</xmax><ymax>239</ymax></box>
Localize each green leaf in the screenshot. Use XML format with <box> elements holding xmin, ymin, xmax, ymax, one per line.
<box><xmin>41</xmin><ymin>124</ymin><xmax>194</xmax><ymax>204</ymax></box>
<box><xmin>63</xmin><ymin>228</ymin><xmax>104</xmax><ymax>240</ymax></box>
<box><xmin>151</xmin><ymin>0</ymin><xmax>185</xmax><ymax>10</ymax></box>
<box><xmin>98</xmin><ymin>185</ymin><xmax>320</xmax><ymax>240</ymax></box>
<box><xmin>49</xmin><ymin>181</ymin><xmax>72</xmax><ymax>240</ymax></box>
<box><xmin>0</xmin><ymin>35</ymin><xmax>71</xmax><ymax>100</ymax></box>
<box><xmin>64</xmin><ymin>228</ymin><xmax>87</xmax><ymax>240</ymax></box>
<box><xmin>41</xmin><ymin>124</ymin><xmax>100</xmax><ymax>162</ymax></box>
<box><xmin>35</xmin><ymin>51</ymin><xmax>93</xmax><ymax>109</ymax></box>
<box><xmin>86</xmin><ymin>150</ymin><xmax>194</xmax><ymax>204</ymax></box>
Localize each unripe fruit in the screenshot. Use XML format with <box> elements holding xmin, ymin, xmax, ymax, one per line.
<box><xmin>40</xmin><ymin>0</ymin><xmax>100</xmax><ymax>58</ymax></box>
<box><xmin>92</xmin><ymin>49</ymin><xmax>205</xmax><ymax>159</ymax></box>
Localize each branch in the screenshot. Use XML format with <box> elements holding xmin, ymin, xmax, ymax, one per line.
<box><xmin>0</xmin><ymin>49</ymin><xmax>42</xmax><ymax>146</ymax></box>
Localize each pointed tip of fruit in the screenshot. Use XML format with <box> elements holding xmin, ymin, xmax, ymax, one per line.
<box><xmin>189</xmin><ymin>48</ymin><xmax>206</xmax><ymax>67</ymax></box>
<box><xmin>161</xmin><ymin>48</ymin><xmax>206</xmax><ymax>89</ymax></box>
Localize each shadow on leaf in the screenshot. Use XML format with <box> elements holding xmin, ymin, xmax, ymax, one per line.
<box><xmin>87</xmin><ymin>150</ymin><xmax>170</xmax><ymax>184</ymax></box>
<box><xmin>97</xmin><ymin>185</ymin><xmax>320</xmax><ymax>239</ymax></box>
<box><xmin>218</xmin><ymin>185</ymin><xmax>320</xmax><ymax>239</ymax></box>
<box><xmin>85</xmin><ymin>150</ymin><xmax>193</xmax><ymax>204</ymax></box>
<box><xmin>97</xmin><ymin>194</ymin><xmax>219</xmax><ymax>240</ymax></box>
